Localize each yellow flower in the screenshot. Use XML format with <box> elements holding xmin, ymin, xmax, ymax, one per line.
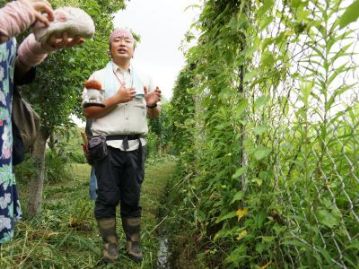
<box><xmin>236</xmin><ymin>208</ymin><xmax>248</xmax><ymax>221</ymax></box>
<box><xmin>236</xmin><ymin>230</ymin><xmax>247</xmax><ymax>241</ymax></box>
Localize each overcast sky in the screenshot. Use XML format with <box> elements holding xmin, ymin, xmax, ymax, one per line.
<box><xmin>114</xmin><ymin>0</ymin><xmax>199</xmax><ymax>100</ymax></box>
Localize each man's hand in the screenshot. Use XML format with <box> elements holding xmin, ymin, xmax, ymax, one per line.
<box><xmin>114</xmin><ymin>84</ymin><xmax>136</xmax><ymax>103</ymax></box>
<box><xmin>145</xmin><ymin>86</ymin><xmax>161</xmax><ymax>107</ymax></box>
<box><xmin>84</xmin><ymin>84</ymin><xmax>136</xmax><ymax>119</ymax></box>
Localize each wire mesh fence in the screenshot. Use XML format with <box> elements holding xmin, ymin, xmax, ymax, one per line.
<box><xmin>171</xmin><ymin>0</ymin><xmax>359</xmax><ymax>268</ymax></box>
<box><xmin>243</xmin><ymin>0</ymin><xmax>358</xmax><ymax>267</ymax></box>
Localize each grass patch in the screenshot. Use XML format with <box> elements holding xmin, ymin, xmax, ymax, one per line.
<box><xmin>1</xmin><ymin>157</ymin><xmax>176</xmax><ymax>269</ymax></box>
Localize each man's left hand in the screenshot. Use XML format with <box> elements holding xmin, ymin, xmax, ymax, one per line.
<box><xmin>144</xmin><ymin>86</ymin><xmax>161</xmax><ymax>107</ymax></box>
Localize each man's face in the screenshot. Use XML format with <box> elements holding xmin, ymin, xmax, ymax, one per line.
<box><xmin>110</xmin><ymin>35</ymin><xmax>135</xmax><ymax>61</ymax></box>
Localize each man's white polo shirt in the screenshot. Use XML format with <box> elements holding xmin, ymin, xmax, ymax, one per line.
<box><xmin>83</xmin><ymin>62</ymin><xmax>155</xmax><ymax>151</ymax></box>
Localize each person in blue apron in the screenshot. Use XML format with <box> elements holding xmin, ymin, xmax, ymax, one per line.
<box><xmin>82</xmin><ymin>27</ymin><xmax>161</xmax><ymax>263</ymax></box>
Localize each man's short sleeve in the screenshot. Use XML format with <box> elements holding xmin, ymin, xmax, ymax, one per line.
<box><xmin>81</xmin><ymin>71</ymin><xmax>104</xmax><ymax>105</ymax></box>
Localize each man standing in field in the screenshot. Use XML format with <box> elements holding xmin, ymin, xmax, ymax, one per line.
<box><xmin>82</xmin><ymin>27</ymin><xmax>161</xmax><ymax>263</ymax></box>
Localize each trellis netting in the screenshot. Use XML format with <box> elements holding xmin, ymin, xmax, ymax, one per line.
<box><xmin>171</xmin><ymin>0</ymin><xmax>359</xmax><ymax>268</ymax></box>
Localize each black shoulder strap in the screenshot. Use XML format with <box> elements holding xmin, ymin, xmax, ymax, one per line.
<box><xmin>85</xmin><ymin>119</ymin><xmax>93</xmax><ymax>137</ymax></box>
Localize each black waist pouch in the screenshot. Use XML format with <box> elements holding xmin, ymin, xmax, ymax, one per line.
<box><xmin>88</xmin><ymin>136</ymin><xmax>108</xmax><ymax>164</ymax></box>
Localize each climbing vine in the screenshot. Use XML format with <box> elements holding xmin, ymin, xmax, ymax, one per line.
<box><xmin>169</xmin><ymin>0</ymin><xmax>359</xmax><ymax>268</ymax></box>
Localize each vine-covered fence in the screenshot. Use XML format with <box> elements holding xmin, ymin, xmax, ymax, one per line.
<box><xmin>168</xmin><ymin>0</ymin><xmax>359</xmax><ymax>268</ymax></box>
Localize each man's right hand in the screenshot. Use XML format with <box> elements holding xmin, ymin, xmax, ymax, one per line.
<box><xmin>115</xmin><ymin>85</ymin><xmax>136</xmax><ymax>103</ymax></box>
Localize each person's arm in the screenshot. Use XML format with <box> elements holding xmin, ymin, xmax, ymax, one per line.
<box><xmin>15</xmin><ymin>34</ymin><xmax>55</xmax><ymax>77</ymax></box>
<box><xmin>84</xmin><ymin>84</ymin><xmax>136</xmax><ymax>119</ymax></box>
<box><xmin>15</xmin><ymin>32</ymin><xmax>84</xmax><ymax>78</ymax></box>
<box><xmin>0</xmin><ymin>0</ymin><xmax>53</xmax><ymax>44</ymax></box>
<box><xmin>147</xmin><ymin>103</ymin><xmax>160</xmax><ymax>119</ymax></box>
<box><xmin>145</xmin><ymin>86</ymin><xmax>161</xmax><ymax>119</ymax></box>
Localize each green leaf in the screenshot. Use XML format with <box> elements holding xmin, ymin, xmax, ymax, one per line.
<box><xmin>252</xmin><ymin>178</ymin><xmax>263</xmax><ymax>186</ymax></box>
<box><xmin>253</xmin><ymin>125</ymin><xmax>268</xmax><ymax>136</ymax></box>
<box><xmin>261</xmin><ymin>52</ymin><xmax>275</xmax><ymax>67</ymax></box>
<box><xmin>232</xmin><ymin>167</ymin><xmax>246</xmax><ymax>179</ymax></box>
<box><xmin>300</xmin><ymin>81</ymin><xmax>314</xmax><ymax>107</ymax></box>
<box><xmin>339</xmin><ymin>0</ymin><xmax>359</xmax><ymax>28</ymax></box>
<box><xmin>257</xmin><ymin>0</ymin><xmax>274</xmax><ymax>18</ymax></box>
<box><xmin>215</xmin><ymin>211</ymin><xmax>237</xmax><ymax>224</ymax></box>
<box><xmin>327</xmin><ymin>62</ymin><xmax>352</xmax><ymax>86</ymax></box>
<box><xmin>234</xmin><ymin>99</ymin><xmax>248</xmax><ymax>116</ymax></box>
<box><xmin>326</xmin><ymin>84</ymin><xmax>353</xmax><ymax>111</ymax></box>
<box><xmin>244</xmin><ymin>70</ymin><xmax>258</xmax><ymax>82</ymax></box>
<box><xmin>230</xmin><ymin>191</ymin><xmax>244</xmax><ymax>205</ymax></box>
<box><xmin>261</xmin><ymin>236</ymin><xmax>275</xmax><ymax>243</ymax></box>
<box><xmin>317</xmin><ymin>209</ymin><xmax>340</xmax><ymax>228</ymax></box>
<box><xmin>254</xmin><ymin>95</ymin><xmax>270</xmax><ymax>109</ymax></box>
<box><xmin>224</xmin><ymin>245</ymin><xmax>248</xmax><ymax>265</ymax></box>
<box><xmin>260</xmin><ymin>16</ymin><xmax>274</xmax><ymax>30</ymax></box>
<box><xmin>253</xmin><ymin>146</ymin><xmax>272</xmax><ymax>160</ymax></box>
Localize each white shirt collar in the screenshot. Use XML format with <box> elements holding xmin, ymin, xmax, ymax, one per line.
<box><xmin>112</xmin><ymin>61</ymin><xmax>132</xmax><ymax>74</ymax></box>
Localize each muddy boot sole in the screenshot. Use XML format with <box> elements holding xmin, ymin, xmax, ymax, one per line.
<box><xmin>102</xmin><ymin>242</ymin><xmax>119</xmax><ymax>263</ymax></box>
<box><xmin>126</xmin><ymin>241</ymin><xmax>143</xmax><ymax>263</ymax></box>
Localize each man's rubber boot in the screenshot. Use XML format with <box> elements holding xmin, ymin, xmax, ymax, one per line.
<box><xmin>122</xmin><ymin>217</ymin><xmax>143</xmax><ymax>262</ymax></box>
<box><xmin>97</xmin><ymin>218</ymin><xmax>119</xmax><ymax>263</ymax></box>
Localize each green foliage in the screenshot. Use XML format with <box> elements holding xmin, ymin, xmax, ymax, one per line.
<box><xmin>46</xmin><ymin>125</ymin><xmax>87</xmax><ymax>182</ymax></box>
<box><xmin>339</xmin><ymin>0</ymin><xmax>359</xmax><ymax>28</ymax></box>
<box><xmin>15</xmin><ymin>126</ymin><xmax>86</xmax><ymax>184</ymax></box>
<box><xmin>45</xmin><ymin>150</ymin><xmax>72</xmax><ymax>183</ymax></box>
<box><xmin>148</xmin><ymin>101</ymin><xmax>175</xmax><ymax>156</ymax></box>
<box><xmin>168</xmin><ymin>0</ymin><xmax>359</xmax><ymax>268</ymax></box>
<box><xmin>50</xmin><ymin>125</ymin><xmax>87</xmax><ymax>164</ymax></box>
<box><xmin>14</xmin><ymin>154</ymin><xmax>37</xmax><ymax>184</ymax></box>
